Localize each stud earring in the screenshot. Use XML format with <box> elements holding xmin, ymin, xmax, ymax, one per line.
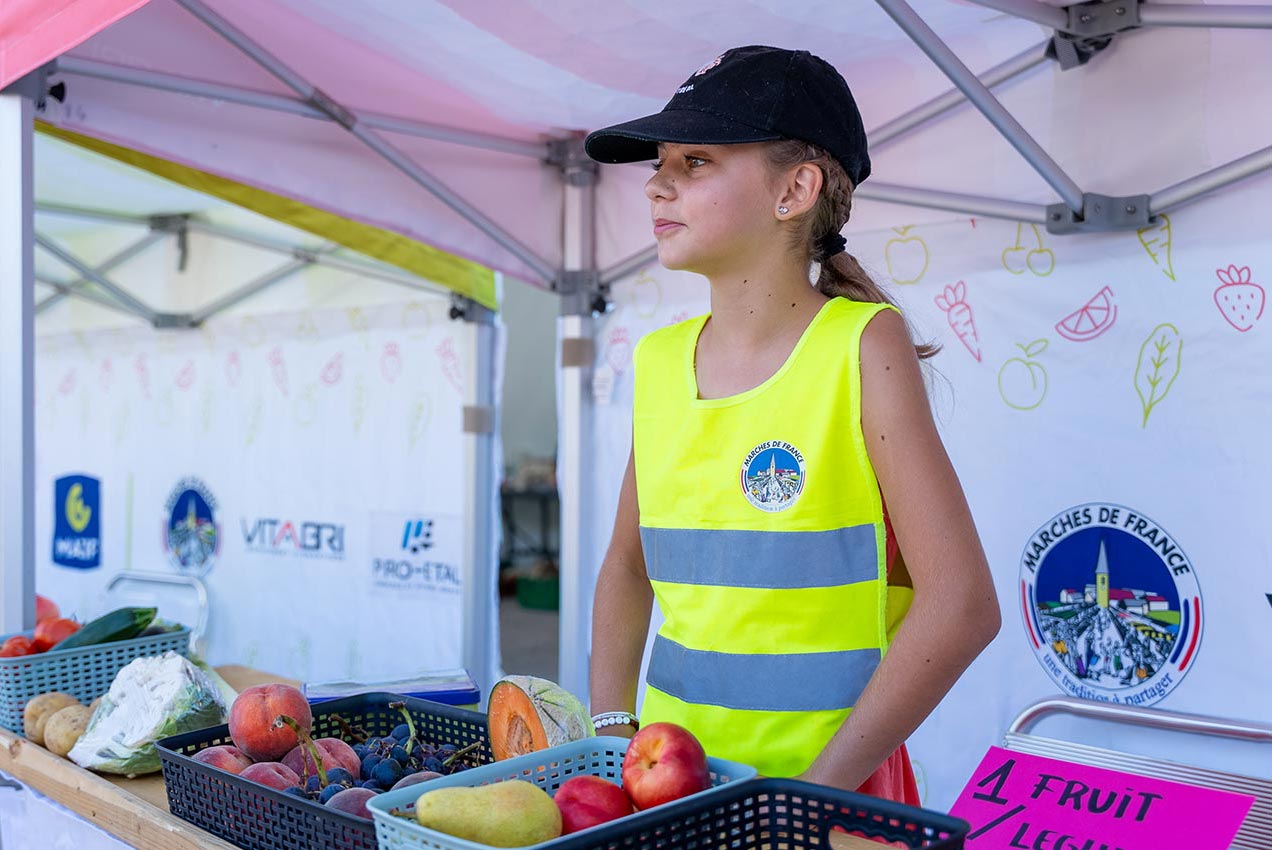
<box><xmin>777</xmin><ymin>206</ymin><xmax>789</xmax><ymax>215</ymax></box>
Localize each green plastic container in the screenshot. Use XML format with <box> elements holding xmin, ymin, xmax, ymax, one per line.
<box><xmin>515</xmin><ymin>575</ymin><xmax>559</xmax><ymax>610</ymax></box>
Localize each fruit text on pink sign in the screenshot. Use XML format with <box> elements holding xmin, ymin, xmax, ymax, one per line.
<box><xmin>949</xmin><ymin>747</ymin><xmax>1252</xmax><ymax>850</ymax></box>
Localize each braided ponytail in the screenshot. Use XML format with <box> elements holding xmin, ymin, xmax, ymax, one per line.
<box><xmin>766</xmin><ymin>140</ymin><xmax>940</xmax><ymax>360</ymax></box>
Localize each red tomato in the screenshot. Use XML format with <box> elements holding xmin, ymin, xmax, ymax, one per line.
<box><xmin>33</xmin><ymin>618</ymin><xmax>79</xmax><ymax>652</ymax></box>
<box><xmin>35</xmin><ymin>594</ymin><xmax>59</xmax><ymax>623</ymax></box>
<box><xmin>0</xmin><ymin>636</ymin><xmax>37</xmax><ymax>657</ymax></box>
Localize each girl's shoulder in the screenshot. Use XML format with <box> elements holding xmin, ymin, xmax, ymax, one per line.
<box><xmin>632</xmin><ymin>313</ymin><xmax>708</xmax><ymax>365</ymax></box>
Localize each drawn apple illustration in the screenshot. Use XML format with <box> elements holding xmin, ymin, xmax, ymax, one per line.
<box><xmin>998</xmin><ymin>339</ymin><xmax>1049</xmax><ymax>410</ymax></box>
<box><xmin>631</xmin><ymin>271</ymin><xmax>662</xmax><ymax>318</ymax></box>
<box><xmin>884</xmin><ymin>226</ymin><xmax>930</xmax><ymax>285</ymax></box>
<box><xmin>1002</xmin><ymin>223</ymin><xmax>1055</xmax><ymax>277</ymax></box>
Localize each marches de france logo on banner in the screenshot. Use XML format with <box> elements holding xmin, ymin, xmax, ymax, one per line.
<box><xmin>740</xmin><ymin>441</ymin><xmax>805</xmax><ymax>512</ymax></box>
<box><xmin>1020</xmin><ymin>503</ymin><xmax>1202</xmax><ymax>706</ymax></box>
<box><xmin>164</xmin><ymin>478</ymin><xmax>220</xmax><ymax>577</ymax></box>
<box><xmin>53</xmin><ymin>474</ymin><xmax>101</xmax><ymax>569</ymax></box>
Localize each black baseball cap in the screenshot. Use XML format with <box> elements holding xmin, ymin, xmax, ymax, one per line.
<box><xmin>584</xmin><ymin>45</ymin><xmax>871</xmax><ymax>186</ymax></box>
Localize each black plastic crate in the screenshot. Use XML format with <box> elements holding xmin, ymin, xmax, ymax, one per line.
<box><xmin>156</xmin><ymin>691</ymin><xmax>491</xmax><ymax>850</ymax></box>
<box><xmin>549</xmin><ymin>778</ymin><xmax>968</xmax><ymax>850</ymax></box>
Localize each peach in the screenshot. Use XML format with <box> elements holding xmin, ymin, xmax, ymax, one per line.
<box><xmin>240</xmin><ymin>761</ymin><xmax>301</xmax><ymax>791</ymax></box>
<box><xmin>229</xmin><ymin>684</ymin><xmax>312</xmax><ymax>762</ymax></box>
<box><xmin>324</xmin><ymin>786</ymin><xmax>377</xmax><ymax>819</ymax></box>
<box><xmin>192</xmin><ymin>744</ymin><xmax>254</xmax><ymax>774</ymax></box>
<box><xmin>621</xmin><ymin>722</ymin><xmax>710</xmax><ymax>810</ymax></box>
<box><xmin>282</xmin><ymin>737</ymin><xmax>359</xmax><ymax>781</ymax></box>
<box><xmin>554</xmin><ymin>775</ymin><xmax>633</xmax><ymax>833</ymax></box>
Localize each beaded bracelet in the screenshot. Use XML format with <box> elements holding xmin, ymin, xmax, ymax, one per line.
<box><xmin>591</xmin><ymin>711</ymin><xmax>639</xmax><ymax>731</ymax></box>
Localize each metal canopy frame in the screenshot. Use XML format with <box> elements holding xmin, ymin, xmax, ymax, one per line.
<box><xmin>599</xmin><ymin>0</ymin><xmax>1272</xmax><ymax>284</ymax></box>
<box><xmin>32</xmin><ymin>202</ymin><xmax>452</xmax><ymax>327</ymax></box>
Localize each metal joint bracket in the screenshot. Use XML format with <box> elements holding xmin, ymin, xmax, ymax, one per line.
<box><xmin>2</xmin><ymin>62</ymin><xmax>54</xmax><ymax>102</ymax></box>
<box><xmin>306</xmin><ymin>88</ymin><xmax>357</xmax><ymax>130</ymax></box>
<box><xmin>1066</xmin><ymin>0</ymin><xmax>1141</xmax><ymax>36</ymax></box>
<box><xmin>548</xmin><ymin>138</ymin><xmax>599</xmax><ymax>185</ymax></box>
<box><xmin>555</xmin><ymin>270</ymin><xmax>609</xmax><ymax>315</ymax></box>
<box><xmin>449</xmin><ymin>294</ymin><xmax>496</xmax><ymax>325</ymax></box>
<box><xmin>150</xmin><ymin>213</ymin><xmax>191</xmax><ymax>271</ymax></box>
<box><xmin>1046</xmin><ymin>192</ymin><xmax>1151</xmax><ymax>233</ymax></box>
<box><xmin>291</xmin><ymin>247</ymin><xmax>320</xmax><ymax>264</ymax></box>
<box><xmin>153</xmin><ymin>312</ymin><xmax>198</xmax><ymax>329</ymax></box>
<box><xmin>1046</xmin><ymin>0</ymin><xmax>1139</xmax><ymax>69</ymax></box>
<box><xmin>463</xmin><ymin>405</ymin><xmax>496</xmax><ymax>434</ymax></box>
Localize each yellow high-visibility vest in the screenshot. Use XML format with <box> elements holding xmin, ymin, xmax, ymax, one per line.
<box><xmin>633</xmin><ymin>297</ymin><xmax>904</xmax><ymax>777</ymax></box>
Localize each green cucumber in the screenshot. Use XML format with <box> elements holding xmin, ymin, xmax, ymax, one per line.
<box><xmin>52</xmin><ymin>606</ymin><xmax>158</xmax><ymax>651</ymax></box>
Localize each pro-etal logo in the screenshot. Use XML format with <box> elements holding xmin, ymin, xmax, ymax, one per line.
<box><xmin>1020</xmin><ymin>503</ymin><xmax>1202</xmax><ymax>706</ymax></box>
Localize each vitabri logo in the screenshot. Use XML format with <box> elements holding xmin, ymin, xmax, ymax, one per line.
<box><xmin>1020</xmin><ymin>503</ymin><xmax>1202</xmax><ymax>706</ymax></box>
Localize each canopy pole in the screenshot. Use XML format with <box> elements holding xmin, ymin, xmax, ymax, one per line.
<box><xmin>34</xmin><ymin>233</ymin><xmax>159</xmax><ymax>321</ymax></box>
<box><xmin>870</xmin><ymin>40</ymin><xmax>1050</xmax><ymax>150</ymax></box>
<box><xmin>55</xmin><ymin>57</ymin><xmax>549</xmax><ymax>159</ymax></box>
<box><xmin>1151</xmin><ymin>144</ymin><xmax>1272</xmax><ymax>213</ymax></box>
<box><xmin>1139</xmin><ymin>3</ymin><xmax>1272</xmax><ymax>28</ymax></box>
<box><xmin>448</xmin><ymin>297</ymin><xmax>500</xmax><ymax>704</ymax></box>
<box><xmin>0</xmin><ymin>90</ymin><xmax>36</xmax><ymax>635</ymax></box>
<box><xmin>557</xmin><ymin>141</ymin><xmax>598</xmax><ymax>700</ymax></box>
<box><xmin>875</xmin><ymin>0</ymin><xmax>1086</xmax><ymax>212</ymax></box>
<box><xmin>960</xmin><ymin>0</ymin><xmax>1067</xmax><ymax>28</ymax></box>
<box><xmin>171</xmin><ymin>0</ymin><xmax>558</xmax><ymax>284</ymax></box>
<box><xmin>35</xmin><ymin>230</ymin><xmax>166</xmax><ymax>315</ymax></box>
<box><xmin>855</xmin><ymin>182</ymin><xmax>1049</xmax><ymax>223</ymax></box>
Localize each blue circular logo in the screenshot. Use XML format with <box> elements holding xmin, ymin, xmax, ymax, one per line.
<box><xmin>164</xmin><ymin>478</ymin><xmax>220</xmax><ymax>577</ymax></box>
<box><xmin>1020</xmin><ymin>503</ymin><xmax>1202</xmax><ymax>706</ymax></box>
<box><xmin>740</xmin><ymin>441</ymin><xmax>805</xmax><ymax>512</ymax></box>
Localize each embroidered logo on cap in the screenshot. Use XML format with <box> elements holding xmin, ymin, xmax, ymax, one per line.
<box><xmin>694</xmin><ymin>54</ymin><xmax>724</xmax><ymax>76</ymax></box>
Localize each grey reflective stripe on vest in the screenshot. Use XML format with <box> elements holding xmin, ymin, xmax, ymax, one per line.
<box><xmin>640</xmin><ymin>524</ymin><xmax>878</xmax><ymax>589</ymax></box>
<box><xmin>647</xmin><ymin>635</ymin><xmax>880</xmax><ymax>712</ymax></box>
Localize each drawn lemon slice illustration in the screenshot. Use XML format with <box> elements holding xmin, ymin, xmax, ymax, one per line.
<box><xmin>1055</xmin><ymin>286</ymin><xmax>1117</xmax><ymax>342</ymax></box>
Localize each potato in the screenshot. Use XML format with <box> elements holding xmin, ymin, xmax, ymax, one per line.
<box><xmin>23</xmin><ymin>692</ymin><xmax>79</xmax><ymax>745</ymax></box>
<box><xmin>89</xmin><ymin>695</ymin><xmax>103</xmax><ymax>712</ymax></box>
<box><xmin>44</xmin><ymin>704</ymin><xmax>93</xmax><ymax>757</ymax></box>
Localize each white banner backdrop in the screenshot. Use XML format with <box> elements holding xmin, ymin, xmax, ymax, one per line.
<box><xmin>34</xmin><ymin>298</ymin><xmax>488</xmax><ymax>685</ymax></box>
<box><xmin>580</xmin><ymin>170</ymin><xmax>1272</xmax><ymax>809</ymax></box>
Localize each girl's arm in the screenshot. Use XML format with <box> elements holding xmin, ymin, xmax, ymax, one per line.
<box><xmin>588</xmin><ymin>449</ymin><xmax>653</xmax><ymax>738</ymax></box>
<box><xmin>800</xmin><ymin>309</ymin><xmax>1001</xmax><ymax>790</ymax></box>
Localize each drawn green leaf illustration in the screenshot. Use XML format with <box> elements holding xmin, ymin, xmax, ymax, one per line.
<box><xmin>1134</xmin><ymin>323</ymin><xmax>1182</xmax><ymax>428</ymax></box>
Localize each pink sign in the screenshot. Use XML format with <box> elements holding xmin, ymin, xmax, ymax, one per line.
<box><xmin>950</xmin><ymin>747</ymin><xmax>1253</xmax><ymax>850</ymax></box>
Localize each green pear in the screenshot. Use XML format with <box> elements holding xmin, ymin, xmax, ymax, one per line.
<box><xmin>415</xmin><ymin>780</ymin><xmax>562</xmax><ymax>848</ymax></box>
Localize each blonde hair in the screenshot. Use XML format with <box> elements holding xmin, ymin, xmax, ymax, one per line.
<box><xmin>765</xmin><ymin>140</ymin><xmax>940</xmax><ymax>360</ymax></box>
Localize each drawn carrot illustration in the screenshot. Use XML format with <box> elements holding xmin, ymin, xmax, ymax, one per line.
<box><xmin>1133</xmin><ymin>323</ymin><xmax>1182</xmax><ymax>428</ymax></box>
<box><xmin>934</xmin><ymin>281</ymin><xmax>983</xmax><ymax>362</ymax></box>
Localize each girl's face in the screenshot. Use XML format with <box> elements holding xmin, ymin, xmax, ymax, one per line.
<box><xmin>644</xmin><ymin>142</ymin><xmax>782</xmax><ymax>276</ymax></box>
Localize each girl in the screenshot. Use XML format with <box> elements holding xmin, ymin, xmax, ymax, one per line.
<box><xmin>583</xmin><ymin>45</ymin><xmax>1000</xmax><ymax>804</ymax></box>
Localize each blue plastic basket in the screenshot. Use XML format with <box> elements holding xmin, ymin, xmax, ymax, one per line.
<box><xmin>0</xmin><ymin>626</ymin><xmax>192</xmax><ymax>733</ymax></box>
<box><xmin>368</xmin><ymin>736</ymin><xmax>757</xmax><ymax>850</ymax></box>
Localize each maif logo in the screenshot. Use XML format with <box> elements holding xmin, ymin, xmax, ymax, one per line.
<box><xmin>53</xmin><ymin>474</ymin><xmax>101</xmax><ymax>569</ymax></box>
<box><xmin>1020</xmin><ymin>503</ymin><xmax>1202</xmax><ymax>706</ymax></box>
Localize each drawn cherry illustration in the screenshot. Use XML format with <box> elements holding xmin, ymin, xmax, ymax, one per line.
<box><xmin>321</xmin><ymin>352</ymin><xmax>344</xmax><ymax>386</ymax></box>
<box><xmin>175</xmin><ymin>360</ymin><xmax>196</xmax><ymax>390</ymax></box>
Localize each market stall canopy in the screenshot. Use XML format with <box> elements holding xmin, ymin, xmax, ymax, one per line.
<box><xmin>5</xmin><ymin>0</ymin><xmax>1272</xmax><ymax>299</ymax></box>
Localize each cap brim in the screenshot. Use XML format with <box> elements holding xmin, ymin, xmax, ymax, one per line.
<box><xmin>584</xmin><ymin>109</ymin><xmax>782</xmax><ymax>163</ymax></box>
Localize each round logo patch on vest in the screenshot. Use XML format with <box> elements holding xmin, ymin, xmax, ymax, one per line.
<box><xmin>740</xmin><ymin>441</ymin><xmax>805</xmax><ymax>512</ymax></box>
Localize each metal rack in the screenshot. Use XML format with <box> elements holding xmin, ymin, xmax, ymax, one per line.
<box><xmin>1005</xmin><ymin>697</ymin><xmax>1272</xmax><ymax>849</ymax></box>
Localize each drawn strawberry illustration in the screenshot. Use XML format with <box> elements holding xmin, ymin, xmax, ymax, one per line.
<box><xmin>381</xmin><ymin>342</ymin><xmax>403</xmax><ymax>383</ymax></box>
<box><xmin>1213</xmin><ymin>264</ymin><xmax>1264</xmax><ymax>332</ymax></box>
<box><xmin>934</xmin><ymin>281</ymin><xmax>983</xmax><ymax>362</ymax></box>
<box><xmin>268</xmin><ymin>346</ymin><xmax>289</xmax><ymax>396</ymax></box>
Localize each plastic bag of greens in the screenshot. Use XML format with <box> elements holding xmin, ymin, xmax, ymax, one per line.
<box><xmin>69</xmin><ymin>651</ymin><xmax>227</xmax><ymax>776</ymax></box>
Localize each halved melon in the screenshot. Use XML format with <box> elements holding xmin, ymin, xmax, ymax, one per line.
<box><xmin>488</xmin><ymin>675</ymin><xmax>594</xmax><ymax>761</ymax></box>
